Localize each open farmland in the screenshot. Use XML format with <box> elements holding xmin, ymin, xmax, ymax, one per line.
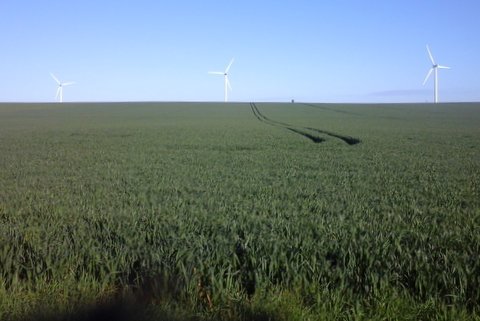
<box><xmin>1</xmin><ymin>102</ymin><xmax>479</xmax><ymax>320</ymax></box>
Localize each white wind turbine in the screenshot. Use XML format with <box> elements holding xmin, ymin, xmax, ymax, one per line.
<box><xmin>50</xmin><ymin>73</ymin><xmax>75</xmax><ymax>103</ymax></box>
<box><xmin>423</xmin><ymin>45</ymin><xmax>450</xmax><ymax>103</ymax></box>
<box><xmin>208</xmin><ymin>58</ymin><xmax>234</xmax><ymax>102</ymax></box>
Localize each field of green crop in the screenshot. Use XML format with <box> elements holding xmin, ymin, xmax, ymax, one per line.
<box><xmin>1</xmin><ymin>102</ymin><xmax>479</xmax><ymax>321</ymax></box>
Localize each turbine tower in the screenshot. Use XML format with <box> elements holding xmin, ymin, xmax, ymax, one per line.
<box><xmin>208</xmin><ymin>58</ymin><xmax>234</xmax><ymax>102</ymax></box>
<box><xmin>50</xmin><ymin>73</ymin><xmax>75</xmax><ymax>103</ymax></box>
<box><xmin>423</xmin><ymin>45</ymin><xmax>450</xmax><ymax>103</ymax></box>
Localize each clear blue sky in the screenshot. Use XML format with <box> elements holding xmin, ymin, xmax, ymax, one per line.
<box><xmin>1</xmin><ymin>0</ymin><xmax>479</xmax><ymax>103</ymax></box>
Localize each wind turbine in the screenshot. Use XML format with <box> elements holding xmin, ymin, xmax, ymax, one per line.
<box><xmin>50</xmin><ymin>73</ymin><xmax>75</xmax><ymax>103</ymax></box>
<box><xmin>208</xmin><ymin>58</ymin><xmax>234</xmax><ymax>102</ymax></box>
<box><xmin>423</xmin><ymin>45</ymin><xmax>450</xmax><ymax>103</ymax></box>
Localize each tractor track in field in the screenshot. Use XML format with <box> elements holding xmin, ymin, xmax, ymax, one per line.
<box><xmin>305</xmin><ymin>127</ymin><xmax>360</xmax><ymax>145</ymax></box>
<box><xmin>250</xmin><ymin>103</ymin><xmax>360</xmax><ymax>145</ymax></box>
<box><xmin>250</xmin><ymin>103</ymin><xmax>325</xmax><ymax>143</ymax></box>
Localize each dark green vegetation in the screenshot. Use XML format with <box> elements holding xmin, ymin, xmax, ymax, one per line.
<box><xmin>1</xmin><ymin>102</ymin><xmax>479</xmax><ymax>321</ymax></box>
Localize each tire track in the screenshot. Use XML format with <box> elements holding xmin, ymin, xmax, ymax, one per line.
<box><xmin>286</xmin><ymin>128</ymin><xmax>325</xmax><ymax>143</ymax></box>
<box><xmin>250</xmin><ymin>103</ymin><xmax>360</xmax><ymax>145</ymax></box>
<box><xmin>250</xmin><ymin>103</ymin><xmax>325</xmax><ymax>143</ymax></box>
<box><xmin>304</xmin><ymin>127</ymin><xmax>360</xmax><ymax>145</ymax></box>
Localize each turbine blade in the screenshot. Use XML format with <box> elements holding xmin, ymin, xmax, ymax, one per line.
<box><xmin>437</xmin><ymin>65</ymin><xmax>450</xmax><ymax>69</ymax></box>
<box><xmin>423</xmin><ymin>68</ymin><xmax>433</xmax><ymax>85</ymax></box>
<box><xmin>208</xmin><ymin>71</ymin><xmax>224</xmax><ymax>75</ymax></box>
<box><xmin>55</xmin><ymin>87</ymin><xmax>61</xmax><ymax>99</ymax></box>
<box><xmin>226</xmin><ymin>76</ymin><xmax>232</xmax><ymax>91</ymax></box>
<box><xmin>50</xmin><ymin>73</ymin><xmax>60</xmax><ymax>85</ymax></box>
<box><xmin>225</xmin><ymin>58</ymin><xmax>234</xmax><ymax>73</ymax></box>
<box><xmin>426</xmin><ymin>45</ymin><xmax>436</xmax><ymax>65</ymax></box>
<box><xmin>62</xmin><ymin>82</ymin><xmax>75</xmax><ymax>86</ymax></box>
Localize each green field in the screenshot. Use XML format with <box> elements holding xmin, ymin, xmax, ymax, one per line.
<box><xmin>1</xmin><ymin>102</ymin><xmax>479</xmax><ymax>321</ymax></box>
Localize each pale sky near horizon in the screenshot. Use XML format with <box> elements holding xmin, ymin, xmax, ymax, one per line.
<box><xmin>1</xmin><ymin>1</ymin><xmax>479</xmax><ymax>103</ymax></box>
